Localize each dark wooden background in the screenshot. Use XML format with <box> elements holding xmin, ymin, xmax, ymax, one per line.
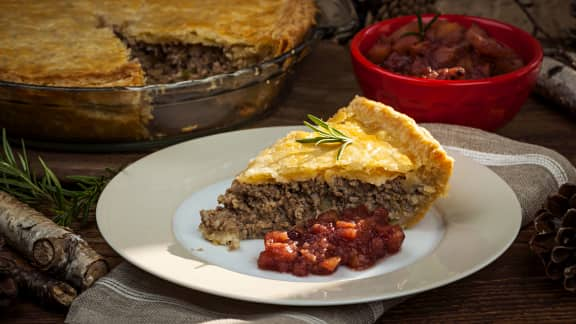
<box><xmin>2</xmin><ymin>42</ymin><xmax>575</xmax><ymax>323</ymax></box>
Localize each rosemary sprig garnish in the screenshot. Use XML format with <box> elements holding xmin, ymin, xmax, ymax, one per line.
<box><xmin>0</xmin><ymin>129</ymin><xmax>114</xmax><ymax>226</ymax></box>
<box><xmin>401</xmin><ymin>13</ymin><xmax>440</xmax><ymax>41</ymax></box>
<box><xmin>296</xmin><ymin>114</ymin><xmax>353</xmax><ymax>160</ymax></box>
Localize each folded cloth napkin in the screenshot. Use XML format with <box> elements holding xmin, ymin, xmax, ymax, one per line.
<box><xmin>66</xmin><ymin>124</ymin><xmax>576</xmax><ymax>324</ymax></box>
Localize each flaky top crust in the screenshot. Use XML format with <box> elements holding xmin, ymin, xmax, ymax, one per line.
<box><xmin>237</xmin><ymin>96</ymin><xmax>454</xmax><ymax>192</ymax></box>
<box><xmin>0</xmin><ymin>0</ymin><xmax>315</xmax><ymax>87</ymax></box>
<box><xmin>108</xmin><ymin>0</ymin><xmax>316</xmax><ymax>61</ymax></box>
<box><xmin>0</xmin><ymin>1</ymin><xmax>145</xmax><ymax>87</ymax></box>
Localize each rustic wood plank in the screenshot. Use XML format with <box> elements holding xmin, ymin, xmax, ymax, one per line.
<box><xmin>1</xmin><ymin>41</ymin><xmax>575</xmax><ymax>324</ymax></box>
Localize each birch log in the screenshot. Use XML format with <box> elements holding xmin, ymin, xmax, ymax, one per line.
<box><xmin>534</xmin><ymin>56</ymin><xmax>576</xmax><ymax>117</ymax></box>
<box><xmin>0</xmin><ymin>235</ymin><xmax>77</xmax><ymax>307</ymax></box>
<box><xmin>0</xmin><ymin>191</ymin><xmax>108</xmax><ymax>291</ymax></box>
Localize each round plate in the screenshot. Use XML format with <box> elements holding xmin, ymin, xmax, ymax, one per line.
<box><xmin>96</xmin><ymin>126</ymin><xmax>522</xmax><ymax>306</ymax></box>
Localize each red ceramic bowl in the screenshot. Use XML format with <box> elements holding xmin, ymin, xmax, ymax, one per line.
<box><xmin>350</xmin><ymin>14</ymin><xmax>543</xmax><ymax>130</ymax></box>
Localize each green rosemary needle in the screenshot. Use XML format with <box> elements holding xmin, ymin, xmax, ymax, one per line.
<box><xmin>296</xmin><ymin>114</ymin><xmax>353</xmax><ymax>160</ymax></box>
<box><xmin>401</xmin><ymin>13</ymin><xmax>440</xmax><ymax>41</ymax></box>
<box><xmin>0</xmin><ymin>129</ymin><xmax>114</xmax><ymax>226</ymax></box>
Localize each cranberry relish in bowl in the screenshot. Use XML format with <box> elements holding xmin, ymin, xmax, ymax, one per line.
<box><xmin>366</xmin><ymin>14</ymin><xmax>524</xmax><ymax>80</ymax></box>
<box><xmin>350</xmin><ymin>14</ymin><xmax>543</xmax><ymax>130</ymax></box>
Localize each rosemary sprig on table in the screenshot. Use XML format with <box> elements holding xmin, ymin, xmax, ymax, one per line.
<box><xmin>296</xmin><ymin>114</ymin><xmax>353</xmax><ymax>160</ymax></box>
<box><xmin>401</xmin><ymin>13</ymin><xmax>440</xmax><ymax>41</ymax></box>
<box><xmin>0</xmin><ymin>129</ymin><xmax>113</xmax><ymax>226</ymax></box>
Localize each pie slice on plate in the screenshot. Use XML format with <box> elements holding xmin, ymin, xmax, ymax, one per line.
<box><xmin>200</xmin><ymin>96</ymin><xmax>454</xmax><ymax>249</ymax></box>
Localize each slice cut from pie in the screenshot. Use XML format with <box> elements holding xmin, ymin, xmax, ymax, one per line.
<box><xmin>200</xmin><ymin>96</ymin><xmax>454</xmax><ymax>249</ymax></box>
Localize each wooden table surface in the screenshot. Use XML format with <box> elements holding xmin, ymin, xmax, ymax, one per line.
<box><xmin>2</xmin><ymin>42</ymin><xmax>576</xmax><ymax>323</ymax></box>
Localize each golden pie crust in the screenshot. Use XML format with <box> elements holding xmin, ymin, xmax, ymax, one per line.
<box><xmin>238</xmin><ymin>96</ymin><xmax>454</xmax><ymax>192</ymax></box>
<box><xmin>0</xmin><ymin>0</ymin><xmax>316</xmax><ymax>87</ymax></box>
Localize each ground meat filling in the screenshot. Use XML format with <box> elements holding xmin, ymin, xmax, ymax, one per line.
<box><xmin>111</xmin><ymin>26</ymin><xmax>238</xmax><ymax>84</ymax></box>
<box><xmin>199</xmin><ymin>176</ymin><xmax>434</xmax><ymax>248</ymax></box>
<box><xmin>128</xmin><ymin>42</ymin><xmax>236</xmax><ymax>84</ymax></box>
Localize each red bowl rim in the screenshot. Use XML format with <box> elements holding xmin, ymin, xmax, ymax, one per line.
<box><xmin>350</xmin><ymin>14</ymin><xmax>543</xmax><ymax>86</ymax></box>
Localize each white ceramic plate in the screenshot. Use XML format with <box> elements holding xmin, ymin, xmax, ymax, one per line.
<box><xmin>96</xmin><ymin>126</ymin><xmax>522</xmax><ymax>306</ymax></box>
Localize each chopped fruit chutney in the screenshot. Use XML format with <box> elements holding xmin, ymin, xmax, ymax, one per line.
<box><xmin>366</xmin><ymin>17</ymin><xmax>524</xmax><ymax>80</ymax></box>
<box><xmin>257</xmin><ymin>205</ymin><xmax>405</xmax><ymax>276</ymax></box>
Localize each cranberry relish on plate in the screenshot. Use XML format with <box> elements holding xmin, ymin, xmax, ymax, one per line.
<box><xmin>258</xmin><ymin>205</ymin><xmax>405</xmax><ymax>276</ymax></box>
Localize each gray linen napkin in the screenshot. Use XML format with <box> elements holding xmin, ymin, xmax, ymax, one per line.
<box><xmin>66</xmin><ymin>124</ymin><xmax>576</xmax><ymax>324</ymax></box>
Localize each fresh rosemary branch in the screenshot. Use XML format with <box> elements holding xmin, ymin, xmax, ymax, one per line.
<box><xmin>0</xmin><ymin>129</ymin><xmax>114</xmax><ymax>226</ymax></box>
<box><xmin>401</xmin><ymin>13</ymin><xmax>440</xmax><ymax>41</ymax></box>
<box><xmin>296</xmin><ymin>114</ymin><xmax>353</xmax><ymax>160</ymax></box>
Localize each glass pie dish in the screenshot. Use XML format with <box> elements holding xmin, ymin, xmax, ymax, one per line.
<box><xmin>0</xmin><ymin>0</ymin><xmax>356</xmax><ymax>152</ymax></box>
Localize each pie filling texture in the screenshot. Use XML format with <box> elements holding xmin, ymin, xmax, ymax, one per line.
<box><xmin>199</xmin><ymin>96</ymin><xmax>454</xmax><ymax>249</ymax></box>
<box><xmin>127</xmin><ymin>42</ymin><xmax>236</xmax><ymax>84</ymax></box>
<box><xmin>112</xmin><ymin>29</ymin><xmax>240</xmax><ymax>84</ymax></box>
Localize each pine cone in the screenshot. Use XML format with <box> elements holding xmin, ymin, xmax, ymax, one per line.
<box><xmin>529</xmin><ymin>183</ymin><xmax>576</xmax><ymax>292</ymax></box>
<box><xmin>376</xmin><ymin>0</ymin><xmax>437</xmax><ymax>20</ymax></box>
<box><xmin>361</xmin><ymin>0</ymin><xmax>438</xmax><ymax>27</ymax></box>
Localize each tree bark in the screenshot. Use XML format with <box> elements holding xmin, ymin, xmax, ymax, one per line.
<box><xmin>0</xmin><ymin>191</ymin><xmax>108</xmax><ymax>291</ymax></box>
<box><xmin>0</xmin><ymin>235</ymin><xmax>76</xmax><ymax>307</ymax></box>
<box><xmin>0</xmin><ymin>274</ymin><xmax>18</xmax><ymax>307</ymax></box>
